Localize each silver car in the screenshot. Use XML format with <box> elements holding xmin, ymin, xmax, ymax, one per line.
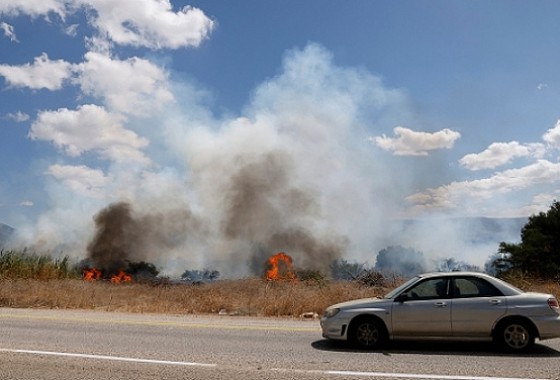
<box><xmin>321</xmin><ymin>272</ymin><xmax>560</xmax><ymax>351</ymax></box>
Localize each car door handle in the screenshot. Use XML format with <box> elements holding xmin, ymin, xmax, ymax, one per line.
<box><xmin>434</xmin><ymin>302</ymin><xmax>447</xmax><ymax>307</ymax></box>
<box><xmin>489</xmin><ymin>299</ymin><xmax>502</xmax><ymax>305</ymax></box>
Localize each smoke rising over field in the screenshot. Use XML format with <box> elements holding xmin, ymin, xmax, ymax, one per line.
<box><xmin>9</xmin><ymin>44</ymin><xmax>521</xmax><ymax>276</ymax></box>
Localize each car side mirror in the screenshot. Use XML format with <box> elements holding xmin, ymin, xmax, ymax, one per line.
<box><xmin>395</xmin><ymin>293</ymin><xmax>409</xmax><ymax>303</ymax></box>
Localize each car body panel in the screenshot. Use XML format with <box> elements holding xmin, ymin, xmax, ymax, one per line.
<box><xmin>392</xmin><ymin>299</ymin><xmax>452</xmax><ymax>337</ymax></box>
<box><xmin>451</xmin><ymin>297</ymin><xmax>507</xmax><ymax>337</ymax></box>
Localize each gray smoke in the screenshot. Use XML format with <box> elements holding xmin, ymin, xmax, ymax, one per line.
<box><xmin>87</xmin><ymin>150</ymin><xmax>348</xmax><ymax>276</ymax></box>
<box><xmin>87</xmin><ymin>201</ymin><xmax>203</xmax><ymax>274</ymax></box>
<box><xmin>219</xmin><ymin>151</ymin><xmax>347</xmax><ymax>273</ymax></box>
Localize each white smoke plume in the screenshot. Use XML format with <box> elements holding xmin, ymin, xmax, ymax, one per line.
<box><xmin>10</xmin><ymin>43</ymin><xmax>517</xmax><ymax>276</ymax></box>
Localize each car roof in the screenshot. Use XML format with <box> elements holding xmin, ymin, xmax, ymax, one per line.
<box><xmin>418</xmin><ymin>271</ymin><xmax>490</xmax><ymax>278</ymax></box>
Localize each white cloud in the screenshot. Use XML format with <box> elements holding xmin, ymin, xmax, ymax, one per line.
<box><xmin>64</xmin><ymin>23</ymin><xmax>79</xmax><ymax>37</ymax></box>
<box><xmin>0</xmin><ymin>1</ymin><xmax>214</xmax><ymax>50</ymax></box>
<box><xmin>19</xmin><ymin>200</ymin><xmax>34</xmax><ymax>207</ymax></box>
<box><xmin>6</xmin><ymin>111</ymin><xmax>30</xmax><ymax>122</ymax></box>
<box><xmin>0</xmin><ymin>53</ymin><xmax>75</xmax><ymax>90</ymax></box>
<box><xmin>515</xmin><ymin>191</ymin><xmax>560</xmax><ymax>217</ymax></box>
<box><xmin>46</xmin><ymin>164</ymin><xmax>111</xmax><ymax>198</ymax></box>
<box><xmin>0</xmin><ymin>22</ymin><xmax>18</xmax><ymax>42</ymax></box>
<box><xmin>459</xmin><ymin>141</ymin><xmax>544</xmax><ymax>171</ymax></box>
<box><xmin>80</xmin><ymin>0</ymin><xmax>214</xmax><ymax>49</ymax></box>
<box><xmin>29</xmin><ymin>104</ymin><xmax>150</xmax><ymax>164</ymax></box>
<box><xmin>407</xmin><ymin>160</ymin><xmax>560</xmax><ymax>215</ymax></box>
<box><xmin>543</xmin><ymin>120</ymin><xmax>560</xmax><ymax>148</ymax></box>
<box><xmin>0</xmin><ymin>0</ymin><xmax>67</xmax><ymax>19</ymax></box>
<box><xmin>76</xmin><ymin>51</ymin><xmax>174</xmax><ymax>115</ymax></box>
<box><xmin>373</xmin><ymin>126</ymin><xmax>461</xmax><ymax>156</ymax></box>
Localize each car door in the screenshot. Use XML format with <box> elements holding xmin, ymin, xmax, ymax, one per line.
<box><xmin>450</xmin><ymin>276</ymin><xmax>507</xmax><ymax>337</ymax></box>
<box><xmin>391</xmin><ymin>277</ymin><xmax>452</xmax><ymax>337</ymax></box>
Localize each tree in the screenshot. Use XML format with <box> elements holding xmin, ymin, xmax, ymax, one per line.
<box><xmin>436</xmin><ymin>257</ymin><xmax>480</xmax><ymax>272</ymax></box>
<box><xmin>329</xmin><ymin>259</ymin><xmax>367</xmax><ymax>281</ymax></box>
<box><xmin>484</xmin><ymin>251</ymin><xmax>512</xmax><ymax>276</ymax></box>
<box><xmin>374</xmin><ymin>245</ymin><xmax>425</xmax><ymax>277</ymax></box>
<box><xmin>497</xmin><ymin>200</ymin><xmax>560</xmax><ymax>278</ymax></box>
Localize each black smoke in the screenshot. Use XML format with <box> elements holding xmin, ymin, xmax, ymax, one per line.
<box><xmin>86</xmin><ymin>201</ymin><xmax>202</xmax><ymax>275</ymax></box>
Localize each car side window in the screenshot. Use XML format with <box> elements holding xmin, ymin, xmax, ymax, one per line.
<box><xmin>453</xmin><ymin>277</ymin><xmax>503</xmax><ymax>298</ymax></box>
<box><xmin>402</xmin><ymin>278</ymin><xmax>448</xmax><ymax>300</ymax></box>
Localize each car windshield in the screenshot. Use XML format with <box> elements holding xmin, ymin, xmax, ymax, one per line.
<box><xmin>383</xmin><ymin>276</ymin><xmax>420</xmax><ymax>299</ymax></box>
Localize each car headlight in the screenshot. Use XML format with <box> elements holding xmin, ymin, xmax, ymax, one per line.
<box><xmin>323</xmin><ymin>307</ymin><xmax>341</xmax><ymax>319</ymax></box>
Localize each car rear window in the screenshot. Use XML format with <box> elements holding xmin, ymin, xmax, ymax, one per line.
<box><xmin>454</xmin><ymin>277</ymin><xmax>503</xmax><ymax>298</ymax></box>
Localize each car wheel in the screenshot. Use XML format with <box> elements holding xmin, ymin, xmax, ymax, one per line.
<box><xmin>496</xmin><ymin>320</ymin><xmax>535</xmax><ymax>351</ymax></box>
<box><xmin>349</xmin><ymin>317</ymin><xmax>386</xmax><ymax>350</ymax></box>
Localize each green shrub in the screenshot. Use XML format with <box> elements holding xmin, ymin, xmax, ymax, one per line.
<box><xmin>0</xmin><ymin>250</ymin><xmax>79</xmax><ymax>280</ymax></box>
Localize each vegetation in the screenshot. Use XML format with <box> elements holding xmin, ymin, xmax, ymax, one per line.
<box><xmin>0</xmin><ymin>250</ymin><xmax>78</xmax><ymax>280</ymax></box>
<box><xmin>495</xmin><ymin>200</ymin><xmax>560</xmax><ymax>278</ymax></box>
<box><xmin>0</xmin><ymin>249</ymin><xmax>401</xmax><ymax>316</ymax></box>
<box><xmin>3</xmin><ymin>199</ymin><xmax>560</xmax><ymax>317</ymax></box>
<box><xmin>436</xmin><ymin>257</ymin><xmax>481</xmax><ymax>272</ymax></box>
<box><xmin>375</xmin><ymin>245</ymin><xmax>425</xmax><ymax>277</ymax></box>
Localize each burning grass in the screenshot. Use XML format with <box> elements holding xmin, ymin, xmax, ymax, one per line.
<box><xmin>1</xmin><ymin>250</ymin><xmax>559</xmax><ymax>317</ymax></box>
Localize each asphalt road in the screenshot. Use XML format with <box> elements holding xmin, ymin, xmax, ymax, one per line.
<box><xmin>1</xmin><ymin>307</ymin><xmax>560</xmax><ymax>380</ymax></box>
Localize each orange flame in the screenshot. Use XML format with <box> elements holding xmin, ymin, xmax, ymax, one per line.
<box><xmin>111</xmin><ymin>270</ymin><xmax>132</xmax><ymax>283</ymax></box>
<box><xmin>265</xmin><ymin>252</ymin><xmax>297</xmax><ymax>281</ymax></box>
<box><xmin>83</xmin><ymin>268</ymin><xmax>102</xmax><ymax>281</ymax></box>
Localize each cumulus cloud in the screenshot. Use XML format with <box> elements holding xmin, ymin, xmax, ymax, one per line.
<box><xmin>543</xmin><ymin>120</ymin><xmax>560</xmax><ymax>148</ymax></box>
<box><xmin>0</xmin><ymin>53</ymin><xmax>76</xmax><ymax>90</ymax></box>
<box><xmin>46</xmin><ymin>164</ymin><xmax>111</xmax><ymax>198</ymax></box>
<box><xmin>1</xmin><ymin>1</ymin><xmax>214</xmax><ymax>50</ymax></box>
<box><xmin>0</xmin><ymin>0</ymin><xmax>66</xmax><ymax>19</ymax></box>
<box><xmin>372</xmin><ymin>126</ymin><xmax>461</xmax><ymax>156</ymax></box>
<box><xmin>80</xmin><ymin>0</ymin><xmax>214</xmax><ymax>49</ymax></box>
<box><xmin>29</xmin><ymin>104</ymin><xmax>150</xmax><ymax>163</ymax></box>
<box><xmin>407</xmin><ymin>160</ymin><xmax>560</xmax><ymax>216</ymax></box>
<box><xmin>1</xmin><ymin>22</ymin><xmax>18</xmax><ymax>42</ymax></box>
<box><xmin>459</xmin><ymin>141</ymin><xmax>544</xmax><ymax>171</ymax></box>
<box><xmin>76</xmin><ymin>51</ymin><xmax>174</xmax><ymax>115</ymax></box>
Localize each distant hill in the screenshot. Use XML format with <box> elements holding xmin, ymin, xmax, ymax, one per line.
<box><xmin>400</xmin><ymin>217</ymin><xmax>527</xmax><ymax>245</ymax></box>
<box><xmin>0</xmin><ymin>222</ymin><xmax>15</xmax><ymax>248</ymax></box>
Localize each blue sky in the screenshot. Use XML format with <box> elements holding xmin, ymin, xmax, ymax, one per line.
<box><xmin>1</xmin><ymin>1</ymin><xmax>560</xmax><ymax>273</ymax></box>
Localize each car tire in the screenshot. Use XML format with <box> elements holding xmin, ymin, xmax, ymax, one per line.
<box><xmin>348</xmin><ymin>316</ymin><xmax>387</xmax><ymax>350</ymax></box>
<box><xmin>495</xmin><ymin>319</ymin><xmax>535</xmax><ymax>352</ymax></box>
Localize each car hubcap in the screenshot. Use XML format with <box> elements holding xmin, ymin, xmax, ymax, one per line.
<box><xmin>504</xmin><ymin>324</ymin><xmax>529</xmax><ymax>349</ymax></box>
<box><xmin>356</xmin><ymin>323</ymin><xmax>379</xmax><ymax>346</ymax></box>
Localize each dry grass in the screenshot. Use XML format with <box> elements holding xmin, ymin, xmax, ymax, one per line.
<box><xmin>2</xmin><ymin>249</ymin><xmax>560</xmax><ymax>318</ymax></box>
<box><xmin>2</xmin><ymin>276</ymin><xmax>559</xmax><ymax>317</ymax></box>
<box><xmin>0</xmin><ymin>278</ymin><xmax>391</xmax><ymax>317</ymax></box>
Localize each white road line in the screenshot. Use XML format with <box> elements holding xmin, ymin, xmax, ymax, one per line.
<box><xmin>0</xmin><ymin>348</ymin><xmax>216</xmax><ymax>368</ymax></box>
<box><xmin>1</xmin><ymin>349</ymin><xmax>552</xmax><ymax>380</ymax></box>
<box><xmin>324</xmin><ymin>370</ymin><xmax>551</xmax><ymax>380</ymax></box>
<box><xmin>272</xmin><ymin>369</ymin><xmax>551</xmax><ymax>380</ymax></box>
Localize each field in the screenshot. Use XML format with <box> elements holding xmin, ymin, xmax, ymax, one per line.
<box><xmin>0</xmin><ymin>278</ymin><xmax>391</xmax><ymax>317</ymax></box>
<box><xmin>1</xmin><ymin>250</ymin><xmax>559</xmax><ymax>317</ymax></box>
